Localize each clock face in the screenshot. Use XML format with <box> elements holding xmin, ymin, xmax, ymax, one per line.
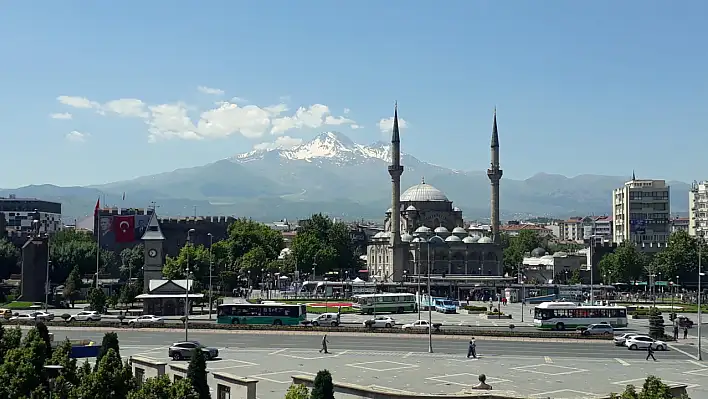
<box><xmin>148</xmin><ymin>249</ymin><xmax>158</xmax><ymax>258</ymax></box>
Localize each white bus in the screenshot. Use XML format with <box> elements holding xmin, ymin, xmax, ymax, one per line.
<box><xmin>533</xmin><ymin>302</ymin><xmax>628</xmax><ymax>331</ymax></box>
<box><xmin>352</xmin><ymin>293</ymin><xmax>417</xmax><ymax>314</ymax></box>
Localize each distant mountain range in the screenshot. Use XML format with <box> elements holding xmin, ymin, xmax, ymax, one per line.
<box><xmin>1</xmin><ymin>132</ymin><xmax>690</xmax><ymax>223</ymax></box>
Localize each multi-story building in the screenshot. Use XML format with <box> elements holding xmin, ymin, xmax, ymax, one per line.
<box><xmin>549</xmin><ymin>217</ymin><xmax>584</xmax><ymax>242</ymax></box>
<box><xmin>0</xmin><ymin>195</ymin><xmax>62</xmax><ymax>235</ymax></box>
<box><xmin>582</xmin><ymin>216</ymin><xmax>613</xmax><ymax>241</ymax></box>
<box><xmin>689</xmin><ymin>181</ymin><xmax>708</xmax><ymax>238</ymax></box>
<box><xmin>499</xmin><ymin>221</ymin><xmax>553</xmax><ymax>238</ymax></box>
<box><xmin>670</xmin><ymin>217</ymin><xmax>689</xmax><ymax>234</ymax></box>
<box><xmin>612</xmin><ymin>178</ymin><xmax>670</xmax><ymax>250</ymax></box>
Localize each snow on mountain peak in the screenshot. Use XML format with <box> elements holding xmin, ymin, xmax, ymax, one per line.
<box><xmin>233</xmin><ymin>132</ymin><xmax>394</xmax><ymax>165</ymax></box>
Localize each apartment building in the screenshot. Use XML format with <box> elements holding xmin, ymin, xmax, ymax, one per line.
<box><xmin>0</xmin><ymin>195</ymin><xmax>62</xmax><ymax>235</ymax></box>
<box><xmin>670</xmin><ymin>217</ymin><xmax>689</xmax><ymax>234</ymax></box>
<box><xmin>612</xmin><ymin>178</ymin><xmax>670</xmax><ymax>248</ymax></box>
<box><xmin>689</xmin><ymin>181</ymin><xmax>708</xmax><ymax>238</ymax></box>
<box><xmin>549</xmin><ymin>216</ymin><xmax>613</xmax><ymax>243</ymax></box>
<box><xmin>584</xmin><ymin>216</ymin><xmax>613</xmax><ymax>241</ymax></box>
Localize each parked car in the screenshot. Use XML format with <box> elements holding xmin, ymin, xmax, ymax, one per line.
<box><xmin>625</xmin><ymin>335</ymin><xmax>667</xmax><ymax>351</ymax></box>
<box><xmin>311</xmin><ymin>313</ymin><xmax>340</xmax><ymax>327</ymax></box>
<box><xmin>0</xmin><ymin>309</ymin><xmax>13</xmax><ymax>320</ymax></box>
<box><xmin>168</xmin><ymin>341</ymin><xmax>219</xmax><ymax>361</ymax></box>
<box><xmin>10</xmin><ymin>314</ymin><xmax>35</xmax><ymax>322</ymax></box>
<box><xmin>614</xmin><ymin>333</ymin><xmax>638</xmax><ymax>346</ymax></box>
<box><xmin>581</xmin><ymin>323</ymin><xmax>614</xmax><ymax>336</ymax></box>
<box><xmin>128</xmin><ymin>315</ymin><xmax>164</xmax><ymax>325</ymax></box>
<box><xmin>68</xmin><ymin>311</ymin><xmax>101</xmax><ymax>322</ymax></box>
<box><xmin>402</xmin><ymin>320</ymin><xmax>430</xmax><ymax>330</ymax></box>
<box><xmin>364</xmin><ymin>316</ymin><xmax>396</xmax><ymax>328</ymax></box>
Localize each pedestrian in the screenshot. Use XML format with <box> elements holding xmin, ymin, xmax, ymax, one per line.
<box><xmin>674</xmin><ymin>325</ymin><xmax>679</xmax><ymax>340</ymax></box>
<box><xmin>467</xmin><ymin>337</ymin><xmax>477</xmax><ymax>359</ymax></box>
<box><xmin>319</xmin><ymin>334</ymin><xmax>329</xmax><ymax>354</ymax></box>
<box><xmin>684</xmin><ymin>327</ymin><xmax>689</xmax><ymax>340</ymax></box>
<box><xmin>646</xmin><ymin>344</ymin><xmax>656</xmax><ymax>361</ymax></box>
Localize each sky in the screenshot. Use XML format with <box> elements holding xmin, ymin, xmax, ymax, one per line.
<box><xmin>1</xmin><ymin>1</ymin><xmax>707</xmax><ymax>188</ymax></box>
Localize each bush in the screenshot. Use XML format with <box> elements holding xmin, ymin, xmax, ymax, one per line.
<box><xmin>61</xmin><ymin>314</ymin><xmax>70</xmax><ymax>322</ymax></box>
<box><xmin>187</xmin><ymin>348</ymin><xmax>210</xmax><ymax>399</ymax></box>
<box><xmin>649</xmin><ymin>308</ymin><xmax>665</xmax><ymax>340</ymax></box>
<box><xmin>486</xmin><ymin>311</ymin><xmax>504</xmax><ymax>316</ymax></box>
<box><xmin>286</xmin><ymin>384</ymin><xmax>310</xmax><ymax>399</ymax></box>
<box><xmin>462</xmin><ymin>305</ymin><xmax>487</xmax><ymax>312</ymax></box>
<box><xmin>609</xmin><ymin>375</ymin><xmax>685</xmax><ymax>399</ymax></box>
<box><xmin>311</xmin><ymin>370</ymin><xmax>334</xmax><ymax>399</ymax></box>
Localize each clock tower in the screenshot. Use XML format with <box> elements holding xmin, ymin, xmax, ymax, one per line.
<box><xmin>141</xmin><ymin>212</ymin><xmax>165</xmax><ymax>293</ymax></box>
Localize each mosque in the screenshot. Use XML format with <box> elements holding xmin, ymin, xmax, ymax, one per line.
<box><xmin>366</xmin><ymin>107</ymin><xmax>505</xmax><ymax>283</ymax></box>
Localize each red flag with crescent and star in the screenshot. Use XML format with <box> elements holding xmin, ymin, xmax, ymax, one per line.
<box><xmin>114</xmin><ymin>215</ymin><xmax>136</xmax><ymax>243</ymax></box>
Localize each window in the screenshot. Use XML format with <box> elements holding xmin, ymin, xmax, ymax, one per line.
<box><xmin>218</xmin><ymin>384</ymin><xmax>231</xmax><ymax>399</ymax></box>
<box><xmin>135</xmin><ymin>368</ymin><xmax>145</xmax><ymax>386</ymax></box>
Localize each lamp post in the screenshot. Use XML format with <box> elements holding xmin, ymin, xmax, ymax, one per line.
<box><xmin>45</xmin><ymin>260</ymin><xmax>52</xmax><ymax>313</ymax></box>
<box><xmin>427</xmin><ymin>235</ymin><xmax>446</xmax><ymax>354</ymax></box>
<box><xmin>521</xmin><ymin>277</ymin><xmax>525</xmax><ymax>323</ymax></box>
<box><xmin>207</xmin><ymin>233</ymin><xmax>213</xmax><ymax>320</ymax></box>
<box><xmin>185</xmin><ymin>228</ymin><xmax>195</xmax><ymax>341</ymax></box>
<box><xmin>650</xmin><ymin>273</ymin><xmax>657</xmax><ymax>307</ymax></box>
<box><xmin>412</xmin><ymin>236</ymin><xmax>424</xmax><ymax>320</ymax></box>
<box><xmin>588</xmin><ymin>235</ymin><xmax>595</xmax><ymax>305</ymax></box>
<box><xmin>699</xmin><ymin>233</ymin><xmax>704</xmax><ymax>361</ymax></box>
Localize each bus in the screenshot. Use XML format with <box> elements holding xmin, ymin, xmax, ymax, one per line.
<box><xmin>216</xmin><ymin>303</ymin><xmax>307</xmax><ymax>326</ymax></box>
<box><xmin>352</xmin><ymin>293</ymin><xmax>417</xmax><ymax>314</ymax></box>
<box><xmin>533</xmin><ymin>302</ymin><xmax>628</xmax><ymax>330</ymax></box>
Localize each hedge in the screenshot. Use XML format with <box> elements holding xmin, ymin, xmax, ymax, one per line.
<box><xmin>0</xmin><ymin>319</ymin><xmax>613</xmax><ymax>340</ymax></box>
<box><xmin>462</xmin><ymin>305</ymin><xmax>488</xmax><ymax>312</ymax></box>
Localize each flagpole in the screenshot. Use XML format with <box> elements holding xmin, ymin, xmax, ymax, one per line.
<box><xmin>95</xmin><ymin>198</ymin><xmax>100</xmax><ymax>289</ymax></box>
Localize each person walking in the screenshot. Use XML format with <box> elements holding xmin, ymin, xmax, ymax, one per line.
<box><xmin>319</xmin><ymin>334</ymin><xmax>329</xmax><ymax>354</ymax></box>
<box><xmin>467</xmin><ymin>337</ymin><xmax>477</xmax><ymax>359</ymax></box>
<box><xmin>674</xmin><ymin>325</ymin><xmax>679</xmax><ymax>340</ymax></box>
<box><xmin>646</xmin><ymin>344</ymin><xmax>656</xmax><ymax>361</ymax></box>
<box><xmin>684</xmin><ymin>327</ymin><xmax>689</xmax><ymax>340</ymax></box>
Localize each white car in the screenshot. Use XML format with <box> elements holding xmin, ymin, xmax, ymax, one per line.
<box><xmin>402</xmin><ymin>320</ymin><xmax>430</xmax><ymax>330</ymax></box>
<box><xmin>128</xmin><ymin>315</ymin><xmax>164</xmax><ymax>325</ymax></box>
<box><xmin>625</xmin><ymin>335</ymin><xmax>667</xmax><ymax>351</ymax></box>
<box><xmin>10</xmin><ymin>314</ymin><xmax>35</xmax><ymax>322</ymax></box>
<box><xmin>364</xmin><ymin>316</ymin><xmax>396</xmax><ymax>328</ymax></box>
<box><xmin>614</xmin><ymin>333</ymin><xmax>638</xmax><ymax>346</ymax></box>
<box><xmin>69</xmin><ymin>311</ymin><xmax>101</xmax><ymax>322</ymax></box>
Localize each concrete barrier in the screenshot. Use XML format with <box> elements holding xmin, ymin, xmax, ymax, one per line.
<box><xmin>129</xmin><ymin>356</ymin><xmax>166</xmax><ymax>385</ymax></box>
<box><xmin>169</xmin><ymin>363</ymin><xmax>191</xmax><ymax>383</ymax></box>
<box><xmin>212</xmin><ymin>371</ymin><xmax>258</xmax><ymax>399</ymax></box>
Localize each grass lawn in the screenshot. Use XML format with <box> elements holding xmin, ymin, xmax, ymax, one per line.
<box><xmin>618</xmin><ymin>302</ymin><xmax>708</xmax><ymax>313</ymax></box>
<box><xmin>3</xmin><ymin>301</ymin><xmax>36</xmax><ymax>309</ymax></box>
<box><xmin>306</xmin><ymin>306</ymin><xmax>357</xmax><ymax>314</ymax></box>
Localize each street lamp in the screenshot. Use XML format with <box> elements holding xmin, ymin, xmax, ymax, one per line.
<box><xmin>185</xmin><ymin>228</ymin><xmax>195</xmax><ymax>341</ymax></box>
<box><xmin>207</xmin><ymin>233</ymin><xmax>214</xmax><ymax>320</ymax></box>
<box><xmin>412</xmin><ymin>236</ymin><xmax>424</xmax><ymax>320</ymax></box>
<box><xmin>45</xmin><ymin>260</ymin><xmax>52</xmax><ymax>313</ymax></box>
<box><xmin>650</xmin><ymin>273</ymin><xmax>657</xmax><ymax>307</ymax></box>
<box><xmin>427</xmin><ymin>235</ymin><xmax>446</xmax><ymax>353</ymax></box>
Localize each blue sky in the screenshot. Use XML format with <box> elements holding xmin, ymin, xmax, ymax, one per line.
<box><xmin>1</xmin><ymin>1</ymin><xmax>706</xmax><ymax>188</ymax></box>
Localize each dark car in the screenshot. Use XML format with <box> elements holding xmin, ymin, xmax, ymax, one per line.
<box><xmin>168</xmin><ymin>341</ymin><xmax>219</xmax><ymax>361</ymax></box>
<box><xmin>677</xmin><ymin>316</ymin><xmax>694</xmax><ymax>328</ymax></box>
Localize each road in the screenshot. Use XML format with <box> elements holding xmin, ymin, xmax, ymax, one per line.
<box><xmin>47</xmin><ymin>328</ymin><xmax>706</xmax><ymax>399</ymax></box>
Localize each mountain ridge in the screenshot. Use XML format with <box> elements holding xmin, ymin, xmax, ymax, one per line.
<box><xmin>1</xmin><ymin>132</ymin><xmax>691</xmax><ymax>222</ymax></box>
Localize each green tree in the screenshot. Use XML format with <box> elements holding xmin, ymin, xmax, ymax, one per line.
<box><xmin>63</xmin><ymin>265</ymin><xmax>83</xmax><ymax>307</ymax></box>
<box><xmin>76</xmin><ymin>348</ymin><xmax>135</xmax><ymax>399</ymax></box>
<box><xmin>502</xmin><ymin>230</ymin><xmax>546</xmax><ymax>275</ymax></box>
<box><xmin>608</xmin><ymin>242</ymin><xmax>647</xmax><ymax>283</ymax></box>
<box><xmin>187</xmin><ymin>348</ymin><xmax>210</xmax><ymax>399</ymax></box>
<box><xmin>163</xmin><ymin>244</ymin><xmax>211</xmax><ymax>281</ymax></box>
<box><xmin>651</xmin><ymin>231</ymin><xmax>706</xmax><ymax>283</ymax></box>
<box><xmin>226</xmin><ymin>218</ymin><xmax>284</xmax><ymax>261</ymax></box>
<box><xmin>88</xmin><ymin>287</ymin><xmax>107</xmax><ymax>312</ymax></box>
<box><xmin>0</xmin><ymin>327</ymin><xmax>49</xmax><ymax>398</ymax></box>
<box><xmin>310</xmin><ymin>369</ymin><xmax>334</xmax><ymax>399</ymax></box>
<box><xmin>286</xmin><ymin>384</ymin><xmax>310</xmax><ymax>399</ymax></box>
<box><xmin>127</xmin><ymin>374</ymin><xmax>199</xmax><ymax>399</ymax></box>
<box><xmin>0</xmin><ymin>237</ymin><xmax>20</xmax><ymax>279</ymax></box>
<box><xmin>292</xmin><ymin>214</ymin><xmax>358</xmax><ymax>275</ymax></box>
<box><xmin>35</xmin><ymin>321</ymin><xmax>53</xmax><ymax>359</ymax></box>
<box><xmin>0</xmin><ymin>325</ymin><xmax>22</xmax><ymax>360</ymax></box>
<box><xmin>120</xmin><ymin>244</ymin><xmax>145</xmax><ymax>281</ymax></box>
<box><xmin>240</xmin><ymin>247</ymin><xmax>270</xmax><ymax>279</ymax></box>
<box><xmin>610</xmin><ymin>375</ymin><xmax>681</xmax><ymax>399</ymax></box>
<box><xmin>648</xmin><ymin>308</ymin><xmax>666</xmax><ymax>340</ymax></box>
<box><xmin>97</xmin><ymin>332</ymin><xmax>121</xmax><ymax>366</ymax></box>
<box><xmin>120</xmin><ymin>282</ymin><xmax>142</xmax><ymax>306</ymax></box>
<box><xmin>50</xmin><ymin>339</ymin><xmax>79</xmax><ymax>387</ymax></box>
<box><xmin>568</xmin><ymin>269</ymin><xmax>582</xmax><ymax>285</ymax></box>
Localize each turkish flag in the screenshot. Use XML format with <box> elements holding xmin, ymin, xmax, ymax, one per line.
<box><xmin>114</xmin><ymin>215</ymin><xmax>136</xmax><ymax>243</ymax></box>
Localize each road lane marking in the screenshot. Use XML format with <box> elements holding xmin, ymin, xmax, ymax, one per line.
<box><xmin>269</xmin><ymin>348</ymin><xmax>288</xmax><ymax>355</ymax></box>
<box><xmin>669</xmin><ymin>344</ymin><xmax>699</xmax><ymax>360</ymax></box>
<box><xmin>614</xmin><ymin>358</ymin><xmax>630</xmax><ymax>366</ymax></box>
<box><xmin>403</xmin><ymin>352</ymin><xmax>413</xmax><ymax>358</ymax></box>
<box><xmin>544</xmin><ymin>356</ymin><xmax>553</xmax><ymax>364</ymax></box>
<box><xmin>689</xmin><ymin>360</ymin><xmax>705</xmax><ymax>368</ymax></box>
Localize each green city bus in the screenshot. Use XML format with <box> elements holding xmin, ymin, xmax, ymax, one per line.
<box><xmin>217</xmin><ymin>303</ymin><xmax>307</xmax><ymax>325</ymax></box>
<box><xmin>352</xmin><ymin>293</ymin><xmax>417</xmax><ymax>314</ymax></box>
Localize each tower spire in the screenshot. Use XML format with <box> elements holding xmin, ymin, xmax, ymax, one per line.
<box><xmin>491</xmin><ymin>107</ymin><xmax>499</xmax><ymax>148</ymax></box>
<box><xmin>487</xmin><ymin>108</ymin><xmax>503</xmax><ymax>245</ymax></box>
<box><xmin>392</xmin><ymin>102</ymin><xmax>400</xmax><ymax>145</ymax></box>
<box><xmin>387</xmin><ymin>102</ymin><xmax>404</xmax><ymax>282</ymax></box>
<box><xmin>632</xmin><ymin>170</ymin><xmax>636</xmax><ymax>180</ymax></box>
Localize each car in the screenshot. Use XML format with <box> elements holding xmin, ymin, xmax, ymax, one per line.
<box><xmin>581</xmin><ymin>323</ymin><xmax>614</xmax><ymax>336</ymax></box>
<box><xmin>364</xmin><ymin>316</ymin><xmax>396</xmax><ymax>328</ymax></box>
<box><xmin>29</xmin><ymin>311</ymin><xmax>55</xmax><ymax>321</ymax></box>
<box><xmin>311</xmin><ymin>313</ymin><xmax>340</xmax><ymax>327</ymax></box>
<box><xmin>0</xmin><ymin>309</ymin><xmax>13</xmax><ymax>320</ymax></box>
<box><xmin>402</xmin><ymin>320</ymin><xmax>430</xmax><ymax>330</ymax></box>
<box><xmin>69</xmin><ymin>311</ymin><xmax>101</xmax><ymax>322</ymax></box>
<box><xmin>676</xmin><ymin>316</ymin><xmax>694</xmax><ymax>328</ymax></box>
<box><xmin>9</xmin><ymin>314</ymin><xmax>35</xmax><ymax>322</ymax></box>
<box><xmin>625</xmin><ymin>335</ymin><xmax>667</xmax><ymax>351</ymax></box>
<box><xmin>168</xmin><ymin>341</ymin><xmax>219</xmax><ymax>361</ymax></box>
<box><xmin>128</xmin><ymin>315</ymin><xmax>164</xmax><ymax>325</ymax></box>
<box><xmin>614</xmin><ymin>333</ymin><xmax>638</xmax><ymax>346</ymax></box>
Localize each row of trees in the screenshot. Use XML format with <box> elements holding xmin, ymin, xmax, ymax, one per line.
<box><xmin>0</xmin><ymin>324</ymin><xmax>210</xmax><ymax>398</ymax></box>
<box><xmin>162</xmin><ymin>214</ymin><xmax>360</xmax><ymax>291</ymax></box>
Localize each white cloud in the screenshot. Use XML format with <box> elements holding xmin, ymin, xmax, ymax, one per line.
<box><xmin>104</xmin><ymin>98</ymin><xmax>149</xmax><ymax>118</ymax></box>
<box><xmin>343</xmin><ymin>108</ymin><xmax>350</xmax><ymax>114</ymax></box>
<box><xmin>378</xmin><ymin>116</ymin><xmax>409</xmax><ymax>134</ymax></box>
<box><xmin>253</xmin><ymin>135</ymin><xmax>303</xmax><ymax>150</ymax></box>
<box><xmin>50</xmin><ymin>112</ymin><xmax>72</xmax><ymax>120</ymax></box>
<box><xmin>198</xmin><ymin>86</ymin><xmax>225</xmax><ymax>95</ymax></box>
<box><xmin>65</xmin><ymin>131</ymin><xmax>89</xmax><ymax>142</ymax></box>
<box><xmin>57</xmin><ymin>95</ymin><xmax>100</xmax><ymax>109</ymax></box>
<box><xmin>350</xmin><ymin>124</ymin><xmax>363</xmax><ymax>129</ymax></box>
<box><xmin>231</xmin><ymin>97</ymin><xmax>248</xmax><ymax>104</ymax></box>
<box><xmin>56</xmin><ymin>93</ymin><xmax>358</xmax><ymax>143</ymax></box>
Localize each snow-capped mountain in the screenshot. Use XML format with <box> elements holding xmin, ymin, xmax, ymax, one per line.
<box><xmin>234</xmin><ymin>132</ymin><xmax>393</xmax><ymax>165</ymax></box>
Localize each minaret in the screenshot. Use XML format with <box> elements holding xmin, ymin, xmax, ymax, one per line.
<box><xmin>487</xmin><ymin>108</ymin><xmax>503</xmax><ymax>242</ymax></box>
<box><xmin>388</xmin><ymin>103</ymin><xmax>405</xmax><ymax>281</ymax></box>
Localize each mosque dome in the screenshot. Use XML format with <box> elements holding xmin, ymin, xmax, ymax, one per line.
<box><xmin>414</xmin><ymin>226</ymin><xmax>432</xmax><ymax>234</ymax></box>
<box><xmin>452</xmin><ymin>227</ymin><xmax>467</xmax><ymax>235</ymax></box>
<box><xmin>434</xmin><ymin>226</ymin><xmax>450</xmax><ymax>234</ymax></box>
<box><xmin>445</xmin><ymin>235</ymin><xmax>462</xmax><ymax>243</ymax></box>
<box><xmin>477</xmin><ymin>236</ymin><xmax>493</xmax><ymax>244</ymax></box>
<box><xmin>453</xmin><ymin>207</ymin><xmax>462</xmax><ymax>212</ymax></box>
<box><xmin>400</xmin><ymin>182</ymin><xmax>449</xmax><ymax>202</ymax></box>
<box><xmin>531</xmin><ymin>247</ymin><xmax>546</xmax><ymax>257</ymax></box>
<box><xmin>373</xmin><ymin>232</ymin><xmax>384</xmax><ymax>238</ymax></box>
<box><xmin>406</xmin><ymin>205</ymin><xmax>417</xmax><ymax>211</ymax></box>
<box><xmin>553</xmin><ymin>251</ymin><xmax>568</xmax><ymax>258</ymax></box>
<box><xmin>386</xmin><ymin>208</ymin><xmax>392</xmax><ymax>213</ymax></box>
<box><xmin>463</xmin><ymin>236</ymin><xmax>479</xmax><ymax>244</ymax></box>
<box><xmin>401</xmin><ymin>233</ymin><xmax>413</xmax><ymax>242</ymax></box>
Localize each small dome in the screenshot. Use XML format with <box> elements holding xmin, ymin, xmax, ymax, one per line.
<box><xmin>463</xmin><ymin>236</ymin><xmax>479</xmax><ymax>244</ymax></box>
<box><xmin>373</xmin><ymin>232</ymin><xmax>383</xmax><ymax>238</ymax></box>
<box><xmin>553</xmin><ymin>251</ymin><xmax>568</xmax><ymax>257</ymax></box>
<box><xmin>477</xmin><ymin>236</ymin><xmax>493</xmax><ymax>244</ymax></box>
<box><xmin>541</xmin><ymin>254</ymin><xmax>554</xmax><ymax>260</ymax></box>
<box><xmin>434</xmin><ymin>226</ymin><xmax>449</xmax><ymax>234</ymax></box>
<box><xmin>401</xmin><ymin>233</ymin><xmax>413</xmax><ymax>242</ymax></box>
<box><xmin>428</xmin><ymin>235</ymin><xmax>447</xmax><ymax>246</ymax></box>
<box><xmin>414</xmin><ymin>226</ymin><xmax>432</xmax><ymax>234</ymax></box>
<box><xmin>400</xmin><ymin>183</ymin><xmax>449</xmax><ymax>202</ymax></box>
<box><xmin>445</xmin><ymin>235</ymin><xmax>462</xmax><ymax>242</ymax></box>
<box><xmin>381</xmin><ymin>232</ymin><xmax>392</xmax><ymax>238</ymax></box>
<box><xmin>531</xmin><ymin>247</ymin><xmax>546</xmax><ymax>257</ymax></box>
<box><xmin>406</xmin><ymin>205</ymin><xmax>417</xmax><ymax>211</ymax></box>
<box><xmin>411</xmin><ymin>236</ymin><xmax>426</xmax><ymax>244</ymax></box>
<box><xmin>453</xmin><ymin>207</ymin><xmax>462</xmax><ymax>212</ymax></box>
<box><xmin>452</xmin><ymin>227</ymin><xmax>467</xmax><ymax>235</ymax></box>
<box><xmin>386</xmin><ymin>208</ymin><xmax>392</xmax><ymax>213</ymax></box>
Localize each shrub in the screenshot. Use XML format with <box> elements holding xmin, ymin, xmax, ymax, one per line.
<box><xmin>187</xmin><ymin>348</ymin><xmax>210</xmax><ymax>399</ymax></box>
<box><xmin>60</xmin><ymin>314</ymin><xmax>71</xmax><ymax>322</ymax></box>
<box><xmin>286</xmin><ymin>384</ymin><xmax>310</xmax><ymax>399</ymax></box>
<box><xmin>311</xmin><ymin>370</ymin><xmax>334</xmax><ymax>399</ymax></box>
<box><xmin>486</xmin><ymin>311</ymin><xmax>504</xmax><ymax>316</ymax></box>
<box><xmin>649</xmin><ymin>308</ymin><xmax>665</xmax><ymax>340</ymax></box>
<box><xmin>462</xmin><ymin>305</ymin><xmax>487</xmax><ymax>312</ymax></box>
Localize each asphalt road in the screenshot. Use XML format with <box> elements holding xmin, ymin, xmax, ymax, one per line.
<box><xmin>52</xmin><ymin>329</ymin><xmax>693</xmax><ymax>361</ymax></box>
